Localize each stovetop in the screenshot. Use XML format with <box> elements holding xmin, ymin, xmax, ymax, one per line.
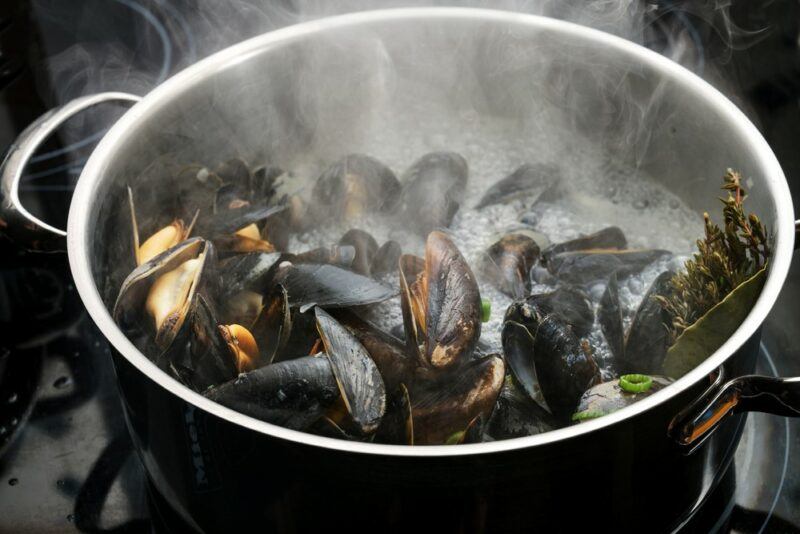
<box><xmin>0</xmin><ymin>1</ymin><xmax>799</xmax><ymax>533</ymax></box>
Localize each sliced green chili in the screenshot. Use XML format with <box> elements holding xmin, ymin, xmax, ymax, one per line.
<box><xmin>481</xmin><ymin>298</ymin><xmax>491</xmax><ymax>323</ymax></box>
<box><xmin>445</xmin><ymin>430</ymin><xmax>465</xmax><ymax>445</ymax></box>
<box><xmin>619</xmin><ymin>374</ymin><xmax>653</xmax><ymax>394</ymax></box>
<box><xmin>571</xmin><ymin>409</ymin><xmax>606</xmax><ymax>422</ymax></box>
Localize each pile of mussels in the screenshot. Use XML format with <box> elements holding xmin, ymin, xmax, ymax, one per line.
<box><xmin>113</xmin><ymin>152</ymin><xmax>677</xmax><ymax>445</ymax></box>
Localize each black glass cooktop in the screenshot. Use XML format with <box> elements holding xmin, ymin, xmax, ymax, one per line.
<box><xmin>0</xmin><ymin>1</ymin><xmax>799</xmax><ymax>532</ymax></box>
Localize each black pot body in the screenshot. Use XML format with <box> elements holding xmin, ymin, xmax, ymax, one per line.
<box><xmin>111</xmin><ymin>332</ymin><xmax>759</xmax><ymax>533</ymax></box>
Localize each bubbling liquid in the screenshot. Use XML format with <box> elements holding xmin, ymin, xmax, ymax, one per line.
<box><xmin>289</xmin><ymin>112</ymin><xmax>701</xmax><ymax>378</ymax></box>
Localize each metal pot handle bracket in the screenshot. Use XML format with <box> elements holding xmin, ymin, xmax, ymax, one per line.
<box><xmin>0</xmin><ymin>92</ymin><xmax>141</xmax><ymax>251</ymax></box>
<box><xmin>670</xmin><ymin>220</ymin><xmax>800</xmax><ymax>454</ymax></box>
<box><xmin>670</xmin><ymin>373</ymin><xmax>800</xmax><ymax>454</ymax></box>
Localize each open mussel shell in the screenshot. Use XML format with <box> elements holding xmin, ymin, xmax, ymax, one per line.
<box><xmin>315</xmin><ymin>307</ymin><xmax>386</xmax><ymax>435</ymax></box>
<box><xmin>113</xmin><ymin>238</ymin><xmax>212</xmax><ymax>354</ymax></box>
<box><xmin>483</xmin><ymin>233</ymin><xmax>541</xmax><ymax>299</ymax></box>
<box><xmin>251</xmin><ymin>284</ymin><xmax>292</xmax><ymax>365</ymax></box>
<box><xmin>546</xmin><ymin>248</ymin><xmax>671</xmax><ymax>285</ymax></box>
<box><xmin>396</xmin><ymin>152</ymin><xmax>468</xmax><ymax>236</ymax></box>
<box><xmin>422</xmin><ymin>231</ymin><xmax>482</xmax><ymax>369</ymax></box>
<box><xmin>572</xmin><ymin>376</ymin><xmax>673</xmax><ymax>423</ymax></box>
<box><xmin>184</xmin><ymin>294</ymin><xmax>238</xmax><ymax>390</ymax></box>
<box><xmin>621</xmin><ymin>271</ymin><xmax>674</xmax><ymax>375</ymax></box>
<box><xmin>374</xmin><ymin>383</ymin><xmax>414</xmax><ymax>445</ymax></box>
<box><xmin>339</xmin><ymin>229</ymin><xmax>379</xmax><ymax>275</ymax></box>
<box><xmin>127</xmin><ymin>186</ymin><xmax>197</xmax><ymax>267</ymax></box>
<box><xmin>410</xmin><ymin>354</ymin><xmax>505</xmax><ymax>445</ymax></box>
<box><xmin>541</xmin><ymin>226</ymin><xmax>627</xmax><ymax>265</ymax></box>
<box><xmin>274</xmin><ymin>260</ymin><xmax>395</xmax><ymax>313</ymax></box>
<box><xmin>500</xmin><ymin>321</ymin><xmax>540</xmax><ymax>404</ymax></box>
<box><xmin>311</xmin><ymin>154</ymin><xmax>401</xmax><ymax>221</ymax></box>
<box><xmin>598</xmin><ymin>271</ymin><xmax>625</xmax><ymax>362</ymax></box>
<box><xmin>475</xmin><ymin>163</ymin><xmax>559</xmax><ymax>210</ymax></box>
<box><xmin>502</xmin><ymin>300</ymin><xmax>601</xmax><ymax>422</ymax></box>
<box><xmin>205</xmin><ymin>355</ymin><xmax>339</xmax><ymax>430</ymax></box>
<box><xmin>399</xmin><ymin>253</ymin><xmax>427</xmax><ymax>361</ymax></box>
<box><xmin>332</xmin><ymin>310</ymin><xmax>417</xmax><ymax>392</ymax></box>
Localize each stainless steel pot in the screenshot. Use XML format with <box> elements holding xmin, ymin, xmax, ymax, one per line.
<box><xmin>2</xmin><ymin>8</ymin><xmax>799</xmax><ymax>532</ymax></box>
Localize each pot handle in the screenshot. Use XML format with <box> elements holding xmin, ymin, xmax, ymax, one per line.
<box><xmin>796</xmin><ymin>218</ymin><xmax>799</xmax><ymax>250</ymax></box>
<box><xmin>0</xmin><ymin>92</ymin><xmax>141</xmax><ymax>251</ymax></box>
<box><xmin>670</xmin><ymin>374</ymin><xmax>800</xmax><ymax>453</ymax></box>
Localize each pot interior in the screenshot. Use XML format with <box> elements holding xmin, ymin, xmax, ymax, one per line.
<box><xmin>79</xmin><ymin>10</ymin><xmax>787</xmax><ymax>440</ymax></box>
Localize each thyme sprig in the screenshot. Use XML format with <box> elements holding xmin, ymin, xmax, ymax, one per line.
<box><xmin>657</xmin><ymin>170</ymin><xmax>770</xmax><ymax>340</ymax></box>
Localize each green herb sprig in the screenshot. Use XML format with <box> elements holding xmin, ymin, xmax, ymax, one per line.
<box><xmin>657</xmin><ymin>170</ymin><xmax>770</xmax><ymax>340</ymax></box>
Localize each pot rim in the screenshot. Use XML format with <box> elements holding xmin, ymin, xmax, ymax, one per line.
<box><xmin>67</xmin><ymin>7</ymin><xmax>795</xmax><ymax>457</ymax></box>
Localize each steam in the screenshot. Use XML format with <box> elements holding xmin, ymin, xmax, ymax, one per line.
<box><xmin>26</xmin><ymin>1</ymin><xmax>760</xmax><ymax>156</ymax></box>
<box><xmin>32</xmin><ymin>1</ymin><xmax>761</xmax><ymax>100</ymax></box>
<box><xmin>25</xmin><ymin>0</ymin><xmax>770</xmax><ymax>302</ymax></box>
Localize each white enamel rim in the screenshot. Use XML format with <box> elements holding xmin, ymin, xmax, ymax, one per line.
<box><xmin>67</xmin><ymin>7</ymin><xmax>795</xmax><ymax>457</ymax></box>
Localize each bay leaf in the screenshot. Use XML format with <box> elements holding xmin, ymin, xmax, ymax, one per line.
<box><xmin>662</xmin><ymin>267</ymin><xmax>767</xmax><ymax>378</ymax></box>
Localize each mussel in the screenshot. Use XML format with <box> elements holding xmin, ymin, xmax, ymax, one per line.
<box><xmin>399</xmin><ymin>231</ymin><xmax>482</xmax><ymax>369</ymax></box>
<box><xmin>315</xmin><ymin>307</ymin><xmax>386</xmax><ymax>435</ymax></box>
<box><xmin>483</xmin><ymin>232</ymin><xmax>541</xmax><ymax>299</ymax></box>
<box><xmin>292</xmin><ymin>245</ymin><xmax>356</xmax><ymax>268</ymax></box>
<box><xmin>339</xmin><ymin>229</ymin><xmax>378</xmax><ymax>276</ymax></box>
<box><xmin>600</xmin><ymin>271</ymin><xmax>674</xmax><ymax>375</ymax></box>
<box><xmin>546</xmin><ymin>248</ymin><xmax>670</xmax><ymax>285</ymax></box>
<box><xmin>541</xmin><ymin>226</ymin><xmax>627</xmax><ymax>265</ymax></box>
<box><xmin>526</xmin><ymin>286</ymin><xmax>594</xmax><ymax>338</ymax></box>
<box><xmin>502</xmin><ymin>298</ymin><xmax>601</xmax><ymax>421</ymax></box>
<box><xmin>250</xmin><ymin>284</ymin><xmax>292</xmax><ymax>365</ymax></box>
<box><xmin>182</xmin><ymin>294</ymin><xmax>238</xmax><ymax>390</ymax></box>
<box><xmin>128</xmin><ymin>186</ymin><xmax>197</xmax><ymax>266</ymax></box>
<box><xmin>475</xmin><ymin>163</ymin><xmax>560</xmax><ymax>209</ymax></box>
<box><xmin>219</xmin><ymin>252</ymin><xmax>281</xmax><ymax>296</ymax></box>
<box><xmin>214</xmin><ymin>158</ymin><xmax>252</xmax><ymax>192</ymax></box>
<box><xmin>487</xmin><ymin>376</ymin><xmax>556</xmax><ymax>440</ymax></box>
<box><xmin>598</xmin><ymin>271</ymin><xmax>625</xmax><ymax>362</ymax></box>
<box><xmin>312</xmin><ymin>154</ymin><xmax>401</xmax><ymax>221</ymax></box>
<box><xmin>338</xmin><ymin>229</ymin><xmax>402</xmax><ymax>278</ymax></box>
<box><xmin>206</xmin><ymin>307</ymin><xmax>386</xmax><ymax>434</ymax></box>
<box><xmin>205</xmin><ymin>355</ymin><xmax>339</xmax><ymax>430</ymax></box>
<box><xmin>272</xmin><ymin>260</ymin><xmax>395</xmax><ymax>313</ymax></box>
<box><xmin>113</xmin><ymin>238</ymin><xmax>214</xmax><ymax>354</ymax></box>
<box><xmin>396</xmin><ymin>152</ymin><xmax>468</xmax><ymax>236</ymax></box>
<box><xmin>410</xmin><ymin>354</ymin><xmax>504</xmax><ymax>445</ymax></box>
<box><xmin>218</xmin><ymin>323</ymin><xmax>260</xmax><ymax>373</ymax></box>
<box><xmin>374</xmin><ymin>384</ymin><xmax>414</xmax><ymax>445</ymax></box>
<box><xmin>332</xmin><ymin>310</ymin><xmax>417</xmax><ymax>392</ymax></box>
<box><xmin>370</xmin><ymin>240</ymin><xmax>402</xmax><ymax>277</ymax></box>
<box><xmin>201</xmin><ymin>203</ymin><xmax>288</xmax><ymax>254</ymax></box>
